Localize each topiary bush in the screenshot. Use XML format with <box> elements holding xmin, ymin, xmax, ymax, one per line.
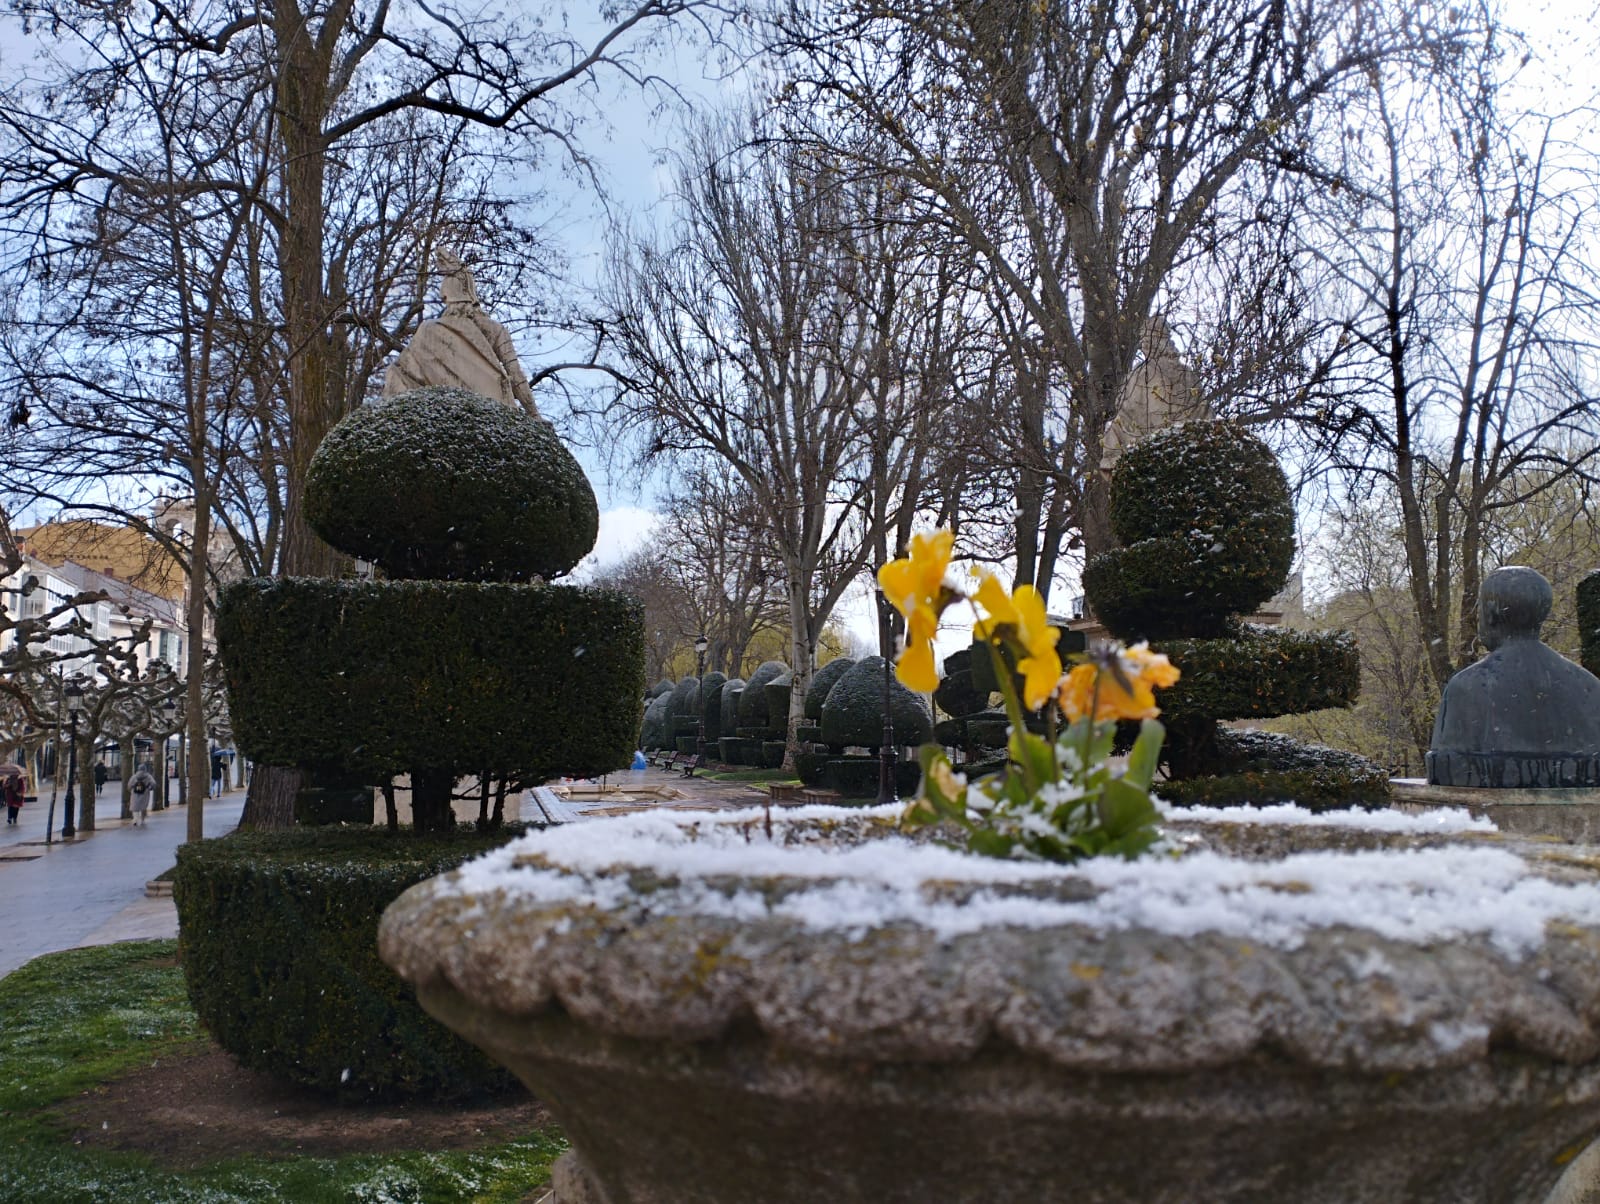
<box><xmin>819</xmin><ymin>656</ymin><xmax>933</xmax><ymax>750</ymax></box>
<box><xmin>1083</xmin><ymin>421</ymin><xmax>1294</xmax><ymax>641</ymax></box>
<box><xmin>1158</xmin><ymin>730</ymin><xmax>1391</xmax><ymax>812</ymax></box>
<box><xmin>304</xmin><ymin>387</ymin><xmax>597</xmax><ymax>582</ymax></box>
<box><xmin>804</xmin><ymin>658</ymin><xmax>857</xmax><ymax>720</ymax></box>
<box><xmin>718</xmin><ymin>736</ymin><xmax>744</xmax><ymax>765</ymax></box>
<box><xmin>794</xmin><ymin>750</ymin><xmax>828</xmax><ymax>786</ymax></box>
<box><xmin>219</xmin><ymin>578</ymin><xmax>645</xmax><ymax>785</ymax></box>
<box><xmin>665</xmin><ymin>676</ymin><xmax>700</xmax><ymax>723</ymax></box>
<box><xmin>638</xmin><ymin>693</ymin><xmax>671</xmax><ymax>750</ymax></box>
<box><xmin>647</xmin><ymin>678</ymin><xmax>675</xmax><ymax>699</ymax></box>
<box><xmin>1580</xmin><ymin>570</ymin><xmax>1600</xmax><ymax>676</ymax></box>
<box><xmin>1081</xmin><ymin>419</ymin><xmax>1359</xmax><ymax>790</ymax></box>
<box><xmin>820</xmin><ymin>756</ymin><xmax>922</xmax><ymax>799</ymax></box>
<box><xmin>764</xmin><ymin>672</ymin><xmax>793</xmax><ymax>739</ymax></box>
<box><xmin>737</xmin><ymin>661</ymin><xmax>789</xmax><ymax>730</ymax></box>
<box><xmin>175</xmin><ymin>826</ymin><xmax>529</xmax><ymax>1101</ymax></box>
<box><xmin>699</xmin><ymin>672</ymin><xmax>728</xmax><ymax>742</ymax></box>
<box><xmin>719</xmin><ymin>680</ymin><xmax>745</xmax><ymax>736</ymax></box>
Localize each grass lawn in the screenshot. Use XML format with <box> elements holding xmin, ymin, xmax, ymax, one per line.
<box><xmin>0</xmin><ymin>941</ymin><xmax>562</xmax><ymax>1203</ymax></box>
<box><xmin>698</xmin><ymin>767</ymin><xmax>801</xmax><ymax>784</ymax></box>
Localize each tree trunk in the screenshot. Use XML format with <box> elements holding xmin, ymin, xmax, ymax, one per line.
<box><xmin>119</xmin><ymin>738</ymin><xmax>133</xmax><ymax>820</ymax></box>
<box><xmin>410</xmin><ymin>767</ymin><xmax>456</xmax><ymax>835</ymax></box>
<box><xmin>241</xmin><ymin>764</ymin><xmax>303</xmax><ymax>830</ymax></box>
<box><xmin>77</xmin><ymin>757</ymin><xmax>94</xmax><ymax>831</ymax></box>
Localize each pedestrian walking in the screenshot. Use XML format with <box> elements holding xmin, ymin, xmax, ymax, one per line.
<box><xmin>128</xmin><ymin>763</ymin><xmax>156</xmax><ymax>826</ymax></box>
<box><xmin>210</xmin><ymin>750</ymin><xmax>226</xmax><ymax>798</ymax></box>
<box><xmin>3</xmin><ymin>771</ymin><xmax>24</xmax><ymax>825</ymax></box>
<box><xmin>93</xmin><ymin>762</ymin><xmax>107</xmax><ymax>795</ymax></box>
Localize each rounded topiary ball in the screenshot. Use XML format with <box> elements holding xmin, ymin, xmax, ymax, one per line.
<box><xmin>820</xmin><ymin>655</ymin><xmax>933</xmax><ymax>750</ymax></box>
<box><xmin>1084</xmin><ymin>420</ymin><xmax>1295</xmax><ymax>640</ymax></box>
<box><xmin>305</xmin><ymin>386</ymin><xmax>598</xmax><ymax>582</ymax></box>
<box><xmin>719</xmin><ymin>680</ymin><xmax>745</xmax><ymax>734</ymax></box>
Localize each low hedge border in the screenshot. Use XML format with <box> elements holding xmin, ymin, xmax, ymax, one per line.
<box><xmin>1157</xmin><ymin>627</ymin><xmax>1360</xmax><ymax>721</ymax></box>
<box><xmin>174</xmin><ymin>827</ymin><xmax>531</xmax><ymax>1101</ymax></box>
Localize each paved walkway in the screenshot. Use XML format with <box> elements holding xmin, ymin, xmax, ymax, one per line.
<box><xmin>0</xmin><ymin>768</ymin><xmax>778</xmax><ymax>981</ymax></box>
<box><xmin>0</xmin><ymin>784</ymin><xmax>246</xmax><ymax>979</ymax></box>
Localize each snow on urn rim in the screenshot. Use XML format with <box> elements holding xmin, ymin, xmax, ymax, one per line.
<box><xmin>379</xmin><ymin>802</ymin><xmax>1600</xmax><ymax>1074</ymax></box>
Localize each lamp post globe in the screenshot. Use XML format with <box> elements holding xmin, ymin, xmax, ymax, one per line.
<box><xmin>693</xmin><ymin>634</ymin><xmax>710</xmax><ymax>764</ymax></box>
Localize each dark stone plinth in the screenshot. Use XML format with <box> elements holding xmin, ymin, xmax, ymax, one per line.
<box><xmin>1429</xmin><ymin>567</ymin><xmax>1600</xmax><ymax>788</ymax></box>
<box><xmin>1425</xmin><ymin>751</ymin><xmax>1600</xmax><ymax>790</ymax></box>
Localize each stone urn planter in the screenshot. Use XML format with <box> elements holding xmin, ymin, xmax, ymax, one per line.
<box><xmin>379</xmin><ymin>803</ymin><xmax>1600</xmax><ymax>1203</ymax></box>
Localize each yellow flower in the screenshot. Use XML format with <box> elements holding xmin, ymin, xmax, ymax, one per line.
<box><xmin>972</xmin><ymin>574</ymin><xmax>1061</xmax><ymax>709</ymax></box>
<box><xmin>1011</xmin><ymin>585</ymin><xmax>1063</xmax><ymax>710</ymax></box>
<box><xmin>1057</xmin><ymin>642</ymin><xmax>1180</xmax><ymax>722</ymax></box>
<box><xmin>878</xmin><ymin>529</ymin><xmax>954</xmax><ymax>694</ymax></box>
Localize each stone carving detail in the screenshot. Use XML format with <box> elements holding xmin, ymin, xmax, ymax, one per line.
<box><xmin>1099</xmin><ymin>314</ymin><xmax>1208</xmax><ymax>472</ymax></box>
<box><xmin>382</xmin><ymin>250</ymin><xmax>542</xmax><ymax>418</ymax></box>
<box><xmin>1428</xmin><ymin>565</ymin><xmax>1600</xmax><ymax>787</ymax></box>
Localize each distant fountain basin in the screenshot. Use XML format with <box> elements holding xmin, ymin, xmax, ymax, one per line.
<box><xmin>381</xmin><ymin>803</ymin><xmax>1600</xmax><ymax>1203</ymax></box>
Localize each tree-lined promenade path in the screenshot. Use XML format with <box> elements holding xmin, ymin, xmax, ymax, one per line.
<box><xmin>0</xmin><ymin>783</ymin><xmax>245</xmax><ymax>979</ymax></box>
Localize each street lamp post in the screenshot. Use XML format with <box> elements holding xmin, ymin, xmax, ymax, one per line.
<box><xmin>62</xmin><ymin>678</ymin><xmax>83</xmax><ymax>839</ymax></box>
<box><xmin>877</xmin><ymin>591</ymin><xmax>897</xmax><ymax>806</ymax></box>
<box><xmin>158</xmin><ymin>699</ymin><xmax>178</xmax><ymax>810</ymax></box>
<box><xmin>693</xmin><ymin>633</ymin><xmax>709</xmax><ymax>771</ymax></box>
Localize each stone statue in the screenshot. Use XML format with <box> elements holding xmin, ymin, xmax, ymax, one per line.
<box><xmin>382</xmin><ymin>250</ymin><xmax>542</xmax><ymax>419</ymax></box>
<box><xmin>1427</xmin><ymin>566</ymin><xmax>1600</xmax><ymax>787</ymax></box>
<box><xmin>1100</xmin><ymin>315</ymin><xmax>1208</xmax><ymax>472</ymax></box>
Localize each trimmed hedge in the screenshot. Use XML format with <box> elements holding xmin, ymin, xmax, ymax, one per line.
<box><xmin>761</xmin><ymin>740</ymin><xmax>787</xmax><ymax>769</ymax></box>
<box><xmin>819</xmin><ymin>655</ymin><xmax>933</xmax><ymax>750</ymax></box>
<box><xmin>639</xmin><ymin>693</ymin><xmax>671</xmax><ymax>750</ymax></box>
<box><xmin>1158</xmin><ymin>628</ymin><xmax>1361</xmax><ymax>721</ymax></box>
<box><xmin>718</xmin><ymin>736</ymin><xmax>744</xmax><ymax>765</ymax></box>
<box><xmin>821</xmin><ymin>756</ymin><xmax>922</xmax><ymax>799</ymax></box>
<box><xmin>934</xmin><ymin>668</ymin><xmax>988</xmax><ymax>720</ymax></box>
<box><xmin>1159</xmin><ymin>767</ymin><xmax>1390</xmax><ymax>811</ymax></box>
<box><xmin>665</xmin><ymin>676</ymin><xmax>700</xmax><ymax>721</ymax></box>
<box><xmin>699</xmin><ymin>672</ymin><xmax>728</xmax><ymax>741</ymax></box>
<box><xmin>795</xmin><ymin>750</ymin><xmax>828</xmax><ymax>786</ymax></box>
<box><xmin>719</xmin><ymin>680</ymin><xmax>745</xmax><ymax>734</ymax></box>
<box><xmin>647</xmin><ymin>678</ymin><xmax>675</xmax><ymax>699</ymax></box>
<box><xmin>1580</xmin><ymin>570</ymin><xmax>1600</xmax><ymax>675</ymax></box>
<box><xmin>175</xmin><ymin>826</ymin><xmax>528</xmax><ymax>1100</ymax></box>
<box><xmin>1084</xmin><ymin>421</ymin><xmax>1295</xmax><ymax>641</ymax></box>
<box><xmin>218</xmin><ymin>577</ymin><xmax>644</xmax><ymax>783</ymax></box>
<box><xmin>804</xmin><ymin>657</ymin><xmax>857</xmax><ymax>720</ymax></box>
<box><xmin>764</xmin><ymin>672</ymin><xmax>794</xmax><ymax>739</ymax></box>
<box><xmin>737</xmin><ymin>661</ymin><xmax>789</xmax><ymax>729</ymax></box>
<box><xmin>796</xmin><ymin>723</ymin><xmax>822</xmax><ymax>744</ymax></box>
<box><xmin>676</xmin><ymin>736</ymin><xmax>699</xmax><ymax>755</ymax></box>
<box><xmin>304</xmin><ymin>386</ymin><xmax>597</xmax><ymax>582</ymax></box>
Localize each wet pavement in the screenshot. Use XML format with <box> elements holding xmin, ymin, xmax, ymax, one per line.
<box><xmin>0</xmin><ymin>767</ymin><xmax>781</xmax><ymax>981</ymax></box>
<box><xmin>0</xmin><ymin>782</ymin><xmax>246</xmax><ymax>979</ymax></box>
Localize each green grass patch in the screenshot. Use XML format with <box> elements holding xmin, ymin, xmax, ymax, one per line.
<box><xmin>0</xmin><ymin>941</ymin><xmax>562</xmax><ymax>1203</ymax></box>
<box><xmin>699</xmin><ymin>768</ymin><xmax>801</xmax><ymax>784</ymax></box>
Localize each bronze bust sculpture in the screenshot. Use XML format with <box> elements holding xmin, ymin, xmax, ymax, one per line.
<box><xmin>1427</xmin><ymin>566</ymin><xmax>1600</xmax><ymax>787</ymax></box>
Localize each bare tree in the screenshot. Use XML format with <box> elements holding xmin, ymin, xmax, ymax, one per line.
<box><xmin>1304</xmin><ymin>52</ymin><xmax>1600</xmax><ymax>691</ymax></box>
<box><xmin>771</xmin><ymin>0</ymin><xmax>1472</xmax><ymax>569</ymax></box>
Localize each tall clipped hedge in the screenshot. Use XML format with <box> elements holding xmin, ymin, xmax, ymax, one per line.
<box><xmin>719</xmin><ymin>679</ymin><xmax>745</xmax><ymax>735</ymax></box>
<box><xmin>1579</xmin><ymin>570</ymin><xmax>1600</xmax><ymax>676</ymax></box>
<box><xmin>699</xmin><ymin>671</ymin><xmax>728</xmax><ymax>741</ymax></box>
<box><xmin>804</xmin><ymin>658</ymin><xmax>856</xmax><ymax>720</ymax></box>
<box><xmin>737</xmin><ymin>661</ymin><xmax>789</xmax><ymax>729</ymax></box>
<box><xmin>820</xmin><ymin>656</ymin><xmax>933</xmax><ymax>750</ymax></box>
<box><xmin>175</xmin><ymin>827</ymin><xmax>526</xmax><ymax>1100</ymax></box>
<box><xmin>219</xmin><ymin>578</ymin><xmax>645</xmax><ymax>783</ymax></box>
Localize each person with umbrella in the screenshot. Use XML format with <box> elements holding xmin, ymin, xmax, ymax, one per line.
<box><xmin>2</xmin><ymin>763</ymin><xmax>26</xmax><ymax>825</ymax></box>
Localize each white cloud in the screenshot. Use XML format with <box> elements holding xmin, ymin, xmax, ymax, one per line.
<box><xmin>571</xmin><ymin>505</ymin><xmax>661</xmax><ymax>580</ymax></box>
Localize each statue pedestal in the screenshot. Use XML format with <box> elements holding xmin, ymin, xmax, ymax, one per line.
<box><xmin>1392</xmin><ymin>778</ymin><xmax>1600</xmax><ymax>842</ymax></box>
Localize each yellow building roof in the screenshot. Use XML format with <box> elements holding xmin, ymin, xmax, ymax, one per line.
<box><xmin>17</xmin><ymin>520</ymin><xmax>186</xmax><ymax>600</ymax></box>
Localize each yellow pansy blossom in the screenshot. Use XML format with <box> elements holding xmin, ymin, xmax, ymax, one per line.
<box><xmin>1057</xmin><ymin>642</ymin><xmax>1180</xmax><ymax>722</ymax></box>
<box><xmin>1010</xmin><ymin>584</ymin><xmax>1063</xmax><ymax>710</ymax></box>
<box><xmin>877</xmin><ymin>529</ymin><xmax>955</xmax><ymax>694</ymax></box>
